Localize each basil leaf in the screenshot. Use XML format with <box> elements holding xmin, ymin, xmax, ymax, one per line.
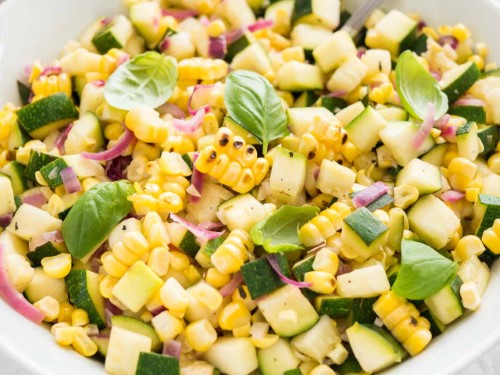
<box><xmin>104</xmin><ymin>51</ymin><xmax>178</xmax><ymax>110</ymax></box>
<box><xmin>224</xmin><ymin>70</ymin><xmax>289</xmax><ymax>153</ymax></box>
<box><xmin>250</xmin><ymin>205</ymin><xmax>320</xmax><ymax>253</ymax></box>
<box><xmin>392</xmin><ymin>240</ymin><xmax>458</xmax><ymax>300</ymax></box>
<box><xmin>395</xmin><ymin>50</ymin><xmax>448</xmax><ymax>120</ymax></box>
<box><xmin>62</xmin><ymin>181</ymin><xmax>134</xmax><ymax>260</ymax></box>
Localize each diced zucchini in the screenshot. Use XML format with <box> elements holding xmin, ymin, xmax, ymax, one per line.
<box><xmin>0</xmin><ymin>230</ymin><xmax>28</xmax><ymax>257</ymax></box>
<box><xmin>321</xmin><ymin>96</ymin><xmax>347</xmax><ymax>114</ymax></box>
<box><xmin>386</xmin><ymin>208</ymin><xmax>406</xmax><ymax>252</ymax></box>
<box><xmin>292</xmin><ymin>256</ymin><xmax>317</xmax><ymax>300</ymax></box>
<box><xmin>25</xmin><ymin>267</ymin><xmax>68</xmax><ymax>303</ymax></box>
<box><xmin>186</xmin><ymin>182</ymin><xmax>234</xmax><ymax>224</ymax></box>
<box><xmin>195</xmin><ymin>236</ymin><xmax>224</xmax><ymax>268</ymax></box>
<box><xmin>26</xmin><ymin>242</ymin><xmax>61</xmax><ymax>267</ymax></box>
<box><xmin>24</xmin><ymin>150</ymin><xmax>58</xmax><ymax>182</ymax></box>
<box><xmin>424</xmin><ymin>275</ymin><xmax>463</xmax><ymax>325</ymax></box>
<box><xmin>440</xmin><ymin>61</ymin><xmax>481</xmax><ymax>104</ymax></box>
<box><xmin>349</xmin><ymin>297</ymin><xmax>378</xmax><ymax>325</ymax></box>
<box><xmin>345</xmin><ymin>106</ymin><xmax>387</xmax><ymax>153</ymax></box>
<box><xmin>265</xmin><ymin>0</ymin><xmax>294</xmax><ymax>36</ymax></box>
<box><xmin>458</xmin><ymin>255</ymin><xmax>490</xmax><ymax>296</ymax></box>
<box><xmin>218</xmin><ymin>0</ymin><xmax>256</xmax><ymax>29</ymax></box>
<box><xmin>294</xmin><ymin>91</ymin><xmax>320</xmax><ymax>108</ymax></box>
<box><xmin>336</xmin><ymin>265</ymin><xmax>390</xmax><ymax>298</ymax></box>
<box><xmin>341</xmin><ymin>208</ymin><xmax>388</xmax><ymax>259</ymax></box>
<box><xmin>449</xmin><ymin>105</ymin><xmax>486</xmax><ymax>123</ymax></box>
<box><xmin>92</xmin><ymin>15</ymin><xmax>133</xmax><ymax>54</ymax></box>
<box><xmin>90</xmin><ymin>332</ymin><xmax>110</xmax><ymax>357</ymax></box>
<box><xmin>316</xmin><ymin>159</ymin><xmax>356</xmax><ymax>198</ymax></box>
<box><xmin>313</xmin><ymin>30</ymin><xmax>356</xmax><ymax>73</ymax></box>
<box><xmin>225</xmin><ymin>32</ymin><xmax>254</xmax><ymax>62</ymax></box>
<box><xmin>278</xmin><ymin>61</ymin><xmax>323</xmax><ymax>91</ymax></box>
<box><xmin>17</xmin><ymin>93</ymin><xmax>78</xmax><ymax>139</ymax></box>
<box><xmin>420</xmin><ymin>143</ymin><xmax>448</xmax><ymax>166</ymax></box>
<box><xmin>291</xmin><ymin>24</ymin><xmax>333</xmax><ymax>59</ymax></box>
<box><xmin>241</xmin><ymin>255</ymin><xmax>288</xmax><ymax>299</ymax></box>
<box><xmin>39</xmin><ymin>158</ymin><xmax>68</xmax><ymax>189</ymax></box>
<box><xmin>0</xmin><ymin>161</ymin><xmax>27</xmax><ymax>195</ymax></box>
<box><xmin>17</xmin><ymin>80</ymin><xmax>31</xmax><ymax>106</ymax></box>
<box><xmin>79</xmin><ymin>82</ymin><xmax>105</xmax><ymax>115</ymax></box>
<box><xmin>456</xmin><ymin>122</ymin><xmax>482</xmax><ymax>161</ymax></box>
<box><xmin>66</xmin><ymin>269</ymin><xmax>106</xmax><ymax>328</ymax></box>
<box><xmin>421</xmin><ymin>310</ymin><xmax>446</xmax><ymax>337</ymax></box>
<box><xmin>376</xmin><ymin>105</ymin><xmax>408</xmax><ymax>122</ymax></box>
<box><xmin>258</xmin><ymin>338</ymin><xmax>300</xmax><ymax>375</ymax></box>
<box><xmin>395</xmin><ymin>158</ymin><xmax>442</xmax><ymax>195</ymax></box>
<box><xmin>231</xmin><ymin>41</ymin><xmax>273</xmax><ymax>77</ymax></box>
<box><xmin>287</xmin><ymin>107</ymin><xmax>339</xmax><ymax>137</ymax></box>
<box><xmin>477</xmin><ymin>125</ymin><xmax>500</xmax><ymax>156</ymax></box>
<box><xmin>136</xmin><ymin>352</ymin><xmax>179</xmax><ymax>375</ymax></box>
<box><xmin>0</xmin><ymin>174</ymin><xmax>16</xmax><ymax>216</ymax></box>
<box><xmin>64</xmin><ymin>112</ymin><xmax>104</xmax><ymax>154</ymax></box>
<box><xmin>326</xmin><ymin>56</ymin><xmax>368</xmax><ymax>94</ymax></box>
<box><xmin>179</xmin><ymin>231</ymin><xmax>201</xmax><ymax>258</ymax></box>
<box><xmin>203</xmin><ymin>338</ymin><xmax>258</xmax><ymax>375</ymax></box>
<box><xmin>62</xmin><ymin>154</ymin><xmax>105</xmax><ymax>178</ymax></box>
<box><xmin>270</xmin><ymin>147</ymin><xmax>307</xmax><ymax>203</ymax></box>
<box><xmin>472</xmin><ymin>194</ymin><xmax>500</xmax><ymax>238</ymax></box>
<box><xmin>217</xmin><ymin>193</ymin><xmax>268</xmax><ymax>232</ymax></box>
<box><xmin>256</xmin><ymin>284</ymin><xmax>319</xmax><ymax>337</ymax></box>
<box><xmin>335</xmin><ymin>101</ymin><xmax>365</xmax><ymax>126</ymax></box>
<box><xmin>346</xmin><ymin>323</ymin><xmax>407</xmax><ymax>373</ymax></box>
<box><xmin>360</xmin><ymin>49</ymin><xmax>392</xmax><ymax>77</ymax></box>
<box><xmin>7</xmin><ymin>203</ymin><xmax>62</xmax><ymax>241</ymax></box>
<box><xmin>408</xmin><ymin>195</ymin><xmax>461</xmax><ymax>249</ymax></box>
<box><xmin>105</xmin><ymin>326</ymin><xmax>152</xmax><ymax>375</ymax></box>
<box><xmin>129</xmin><ymin>2</ymin><xmax>164</xmax><ymax>48</ymax></box>
<box><xmin>315</xmin><ymin>296</ymin><xmax>352</xmax><ymax>318</ymax></box>
<box><xmin>111</xmin><ymin>315</ymin><xmax>161</xmax><ymax>352</ymax></box>
<box><xmin>332</xmin><ymin>354</ymin><xmax>363</xmax><ymax>375</ymax></box>
<box><xmin>410</xmin><ymin>33</ymin><xmax>429</xmax><ymax>55</ymax></box>
<box><xmin>365</xmin><ymin>9</ymin><xmax>417</xmax><ymax>57</ymax></box>
<box><xmin>8</xmin><ymin>121</ymin><xmax>31</xmax><ymax>152</ymax></box>
<box><xmin>379</xmin><ymin>121</ymin><xmax>435</xmax><ymax>166</ymax></box>
<box><xmin>291</xmin><ymin>0</ymin><xmax>340</xmax><ymax>30</ymax></box>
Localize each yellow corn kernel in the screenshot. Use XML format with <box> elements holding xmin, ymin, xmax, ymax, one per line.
<box><xmin>465</xmin><ymin>187</ymin><xmax>480</xmax><ymax>203</ymax></box>
<box><xmin>41</xmin><ymin>253</ymin><xmax>72</xmax><ymax>279</ymax></box>
<box><xmin>16</xmin><ymin>140</ymin><xmax>47</xmax><ymax>165</ymax></box>
<box><xmin>251</xmin><ymin>334</ymin><xmax>280</xmax><ymax>349</ymax></box>
<box><xmin>482</xmin><ymin>219</ymin><xmax>500</xmax><ymax>254</ymax></box>
<box><xmin>342</xmin><ymin>141</ymin><xmax>360</xmax><ymax>162</ymax></box>
<box><xmin>304</xmin><ymin>271</ymin><xmax>336</xmax><ymax>294</ymax></box>
<box><xmin>185</xmin><ymin>319</ymin><xmax>217</xmax><ymax>352</ymax></box>
<box><xmin>488</xmin><ymin>153</ymin><xmax>500</xmax><ymax>174</ymax></box>
<box><xmin>99</xmin><ymin>275</ymin><xmax>118</xmax><ymax>299</ymax></box>
<box><xmin>104</xmin><ymin>122</ymin><xmax>124</xmax><ymax>141</ymax></box>
<box><xmin>34</xmin><ymin>296</ymin><xmax>60</xmax><ymax>322</ymax></box>
<box><xmin>54</xmin><ymin>325</ymin><xmax>78</xmax><ymax>346</ymax></box>
<box><xmin>327</xmin><ymin>342</ymin><xmax>349</xmax><ymax>365</ymax></box>
<box><xmin>211</xmin><ymin>242</ymin><xmax>246</xmax><ymax>274</ymax></box>
<box><xmin>111</xmin><ymin>242</ymin><xmax>138</xmax><ymax>267</ymax></box>
<box><xmin>80</xmin><ymin>177</ymin><xmax>99</xmax><ymax>192</ymax></box>
<box><xmin>170</xmin><ymin>250</ymin><xmax>191</xmax><ymax>272</ymax></box>
<box><xmin>402</xmin><ymin>329</ymin><xmax>432</xmax><ymax>356</ymax></box>
<box><xmin>207</xmin><ymin>20</ymin><xmax>226</xmax><ymax>38</ymax></box>
<box><xmin>183</xmin><ymin>265</ymin><xmax>202</xmax><ymax>284</ymax></box>
<box><xmin>205</xmin><ymin>268</ymin><xmax>231</xmax><ymax>288</ymax></box>
<box><xmin>218</xmin><ymin>301</ymin><xmax>251</xmax><ymax>331</ymax></box>
<box><xmin>178</xmin><ymin>58</ymin><xmax>228</xmax><ymax>81</ymax></box>
<box><xmin>123</xmin><ymin>231</ymin><xmax>150</xmax><ymax>257</ymax></box>
<box><xmin>231</xmin><ymin>285</ymin><xmax>257</xmax><ymax>312</ymax></box>
<box><xmin>147</xmin><ymin>247</ymin><xmax>170</xmax><ymax>277</ymax></box>
<box><xmin>58</xmin><ymin>301</ymin><xmax>75</xmax><ymax>324</ymax></box>
<box><xmin>72</xmin><ymin>329</ymin><xmax>98</xmax><ymax>357</ymax></box>
<box><xmin>312</xmin><ymin>249</ymin><xmax>339</xmax><ymax>276</ymax></box>
<box><xmin>151</xmin><ymin>310</ymin><xmax>185</xmax><ymax>341</ymax></box>
<box><xmin>394</xmin><ymin>184</ymin><xmax>419</xmax><ymax>209</ymax></box>
<box><xmin>72</xmin><ymin>309</ymin><xmax>90</xmax><ymax>327</ymax></box>
<box><xmin>468</xmin><ymin>55</ymin><xmax>484</xmax><ymax>71</ymax></box>
<box><xmin>160</xmin><ymin>277</ymin><xmax>190</xmax><ymax>315</ymax></box>
<box><xmin>125</xmin><ymin>106</ymin><xmax>169</xmax><ymax>144</ymax></box>
<box><xmin>233</xmin><ymin>322</ymin><xmax>252</xmax><ymax>338</ymax></box>
<box><xmin>460</xmin><ymin>281</ymin><xmax>481</xmax><ymax>310</ymax></box>
<box><xmin>310</xmin><ymin>364</ymin><xmax>336</xmax><ymax>375</ymax></box>
<box><xmin>163</xmin><ymin>135</ymin><xmax>196</xmax><ymax>154</ymax></box>
<box><xmin>101</xmin><ymin>251</ymin><xmax>128</xmax><ymax>279</ymax></box>
<box><xmin>453</xmin><ymin>235</ymin><xmax>485</xmax><ymax>262</ymax></box>
<box><xmin>451</xmin><ymin>23</ymin><xmax>470</xmax><ymax>42</ymax></box>
<box><xmin>475</xmin><ymin>42</ymin><xmax>488</xmax><ymax>59</ymax></box>
<box><xmin>158</xmin><ymin>191</ymin><xmax>184</xmax><ymax>214</ymax></box>
<box><xmin>299</xmin><ymin>224</ymin><xmax>325</xmax><ymax>247</ymax></box>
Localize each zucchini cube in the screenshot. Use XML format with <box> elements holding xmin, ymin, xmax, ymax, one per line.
<box><xmin>472</xmin><ymin>194</ymin><xmax>500</xmax><ymax>238</ymax></box>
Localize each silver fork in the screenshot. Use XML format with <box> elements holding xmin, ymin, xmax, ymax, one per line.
<box><xmin>341</xmin><ymin>0</ymin><xmax>386</xmax><ymax>38</ymax></box>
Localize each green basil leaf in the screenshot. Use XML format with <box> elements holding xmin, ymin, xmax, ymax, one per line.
<box><xmin>62</xmin><ymin>181</ymin><xmax>134</xmax><ymax>260</ymax></box>
<box><xmin>250</xmin><ymin>205</ymin><xmax>320</xmax><ymax>253</ymax></box>
<box><xmin>104</xmin><ymin>51</ymin><xmax>178</xmax><ymax>110</ymax></box>
<box><xmin>224</xmin><ymin>70</ymin><xmax>289</xmax><ymax>153</ymax></box>
<box><xmin>392</xmin><ymin>240</ymin><xmax>458</xmax><ymax>300</ymax></box>
<box><xmin>395</xmin><ymin>50</ymin><xmax>448</xmax><ymax>120</ymax></box>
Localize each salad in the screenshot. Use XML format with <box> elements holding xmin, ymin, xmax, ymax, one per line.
<box><xmin>0</xmin><ymin>0</ymin><xmax>499</xmax><ymax>374</ymax></box>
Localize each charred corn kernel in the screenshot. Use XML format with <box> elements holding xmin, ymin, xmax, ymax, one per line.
<box><xmin>310</xmin><ymin>193</ymin><xmax>334</xmax><ymax>210</ymax></box>
<box><xmin>453</xmin><ymin>235</ymin><xmax>485</xmax><ymax>262</ymax></box>
<box><xmin>394</xmin><ymin>184</ymin><xmax>419</xmax><ymax>209</ymax></box>
<box><xmin>233</xmin><ymin>322</ymin><xmax>251</xmax><ymax>338</ymax></box>
<box><xmin>468</xmin><ymin>54</ymin><xmax>484</xmax><ymax>70</ymax></box>
<box><xmin>304</xmin><ymin>271</ymin><xmax>336</xmax><ymax>294</ymax></box>
<box><xmin>232</xmin><ymin>285</ymin><xmax>257</xmax><ymax>312</ymax></box>
<box><xmin>207</xmin><ymin>20</ymin><xmax>226</xmax><ymax>38</ymax></box>
<box><xmin>178</xmin><ymin>58</ymin><xmax>228</xmax><ymax>81</ymax></box>
<box><xmin>99</xmin><ymin>275</ymin><xmax>118</xmax><ymax>299</ymax></box>
<box><xmin>312</xmin><ymin>249</ymin><xmax>339</xmax><ymax>276</ymax></box>
<box><xmin>32</xmin><ymin>73</ymin><xmax>72</xmax><ymax>100</ymax></box>
<box><xmin>148</xmin><ymin>247</ymin><xmax>170</xmax><ymax>277</ymax></box>
<box><xmin>482</xmin><ymin>219</ymin><xmax>500</xmax><ymax>254</ymax></box>
<box><xmin>160</xmin><ymin>277</ymin><xmax>190</xmax><ymax>315</ymax></box>
<box><xmin>54</xmin><ymin>325</ymin><xmax>78</xmax><ymax>346</ymax></box>
<box><xmin>205</xmin><ymin>268</ymin><xmax>231</xmax><ymax>288</ymax></box>
<box><xmin>310</xmin><ymin>364</ymin><xmax>336</xmax><ymax>375</ymax></box>
<box><xmin>41</xmin><ymin>253</ymin><xmax>72</xmax><ymax>279</ymax></box>
<box><xmin>151</xmin><ymin>310</ymin><xmax>185</xmax><ymax>341</ymax></box>
<box><xmin>170</xmin><ymin>250</ymin><xmax>191</xmax><ymax>271</ymax></box>
<box><xmin>34</xmin><ymin>296</ymin><xmax>60</xmax><ymax>322</ymax></box>
<box><xmin>71</xmin><ymin>309</ymin><xmax>90</xmax><ymax>327</ymax></box>
<box><xmin>185</xmin><ymin>319</ymin><xmax>217</xmax><ymax>352</ymax></box>
<box><xmin>374</xmin><ymin>291</ymin><xmax>432</xmax><ymax>356</ymax></box>
<box><xmin>452</xmin><ymin>23</ymin><xmax>471</xmax><ymax>42</ymax></box>
<box><xmin>183</xmin><ymin>265</ymin><xmax>202</xmax><ymax>284</ymax></box>
<box><xmin>72</xmin><ymin>329</ymin><xmax>98</xmax><ymax>357</ymax></box>
<box><xmin>125</xmin><ymin>106</ymin><xmax>169</xmax><ymax>144</ymax></box>
<box><xmin>58</xmin><ymin>302</ymin><xmax>75</xmax><ymax>323</ymax></box>
<box><xmin>211</xmin><ymin>230</ymin><xmax>253</xmax><ymax>274</ymax></box>
<box><xmin>460</xmin><ymin>281</ymin><xmax>481</xmax><ymax>310</ymax></box>
<box><xmin>101</xmin><ymin>251</ymin><xmax>128</xmax><ymax>278</ymax></box>
<box><xmin>163</xmin><ymin>135</ymin><xmax>196</xmax><ymax>154</ymax></box>
<box><xmin>327</xmin><ymin>342</ymin><xmax>349</xmax><ymax>365</ymax></box>
<box><xmin>299</xmin><ymin>202</ymin><xmax>349</xmax><ymax>247</ymax></box>
<box><xmin>218</xmin><ymin>301</ymin><xmax>251</xmax><ymax>330</ymax></box>
<box><xmin>448</xmin><ymin>157</ymin><xmax>477</xmax><ymax>191</ymax></box>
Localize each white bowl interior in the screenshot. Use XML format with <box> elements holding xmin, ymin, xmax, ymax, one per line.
<box><xmin>1</xmin><ymin>0</ymin><xmax>500</xmax><ymax>374</ymax></box>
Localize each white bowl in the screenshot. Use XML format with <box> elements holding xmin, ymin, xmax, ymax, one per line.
<box><xmin>1</xmin><ymin>0</ymin><xmax>500</xmax><ymax>374</ymax></box>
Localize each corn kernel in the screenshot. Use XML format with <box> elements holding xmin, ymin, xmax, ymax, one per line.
<box><xmin>72</xmin><ymin>309</ymin><xmax>90</xmax><ymax>327</ymax></box>
<box><xmin>453</xmin><ymin>235</ymin><xmax>485</xmax><ymax>262</ymax></box>
<box><xmin>190</xmin><ymin>282</ymin><xmax>223</xmax><ymax>311</ymax></box>
<box><xmin>41</xmin><ymin>253</ymin><xmax>72</xmax><ymax>279</ymax></box>
<box><xmin>185</xmin><ymin>319</ymin><xmax>217</xmax><ymax>352</ymax></box>
<box><xmin>218</xmin><ymin>301</ymin><xmax>251</xmax><ymax>331</ymax></box>
<box><xmin>147</xmin><ymin>247</ymin><xmax>170</xmax><ymax>277</ymax></box>
<box><xmin>72</xmin><ymin>329</ymin><xmax>98</xmax><ymax>357</ymax></box>
<box><xmin>460</xmin><ymin>281</ymin><xmax>481</xmax><ymax>310</ymax></box>
<box><xmin>304</xmin><ymin>271</ymin><xmax>336</xmax><ymax>294</ymax></box>
<box><xmin>54</xmin><ymin>326</ymin><xmax>78</xmax><ymax>346</ymax></box>
<box><xmin>151</xmin><ymin>310</ymin><xmax>185</xmax><ymax>341</ymax></box>
<box><xmin>34</xmin><ymin>296</ymin><xmax>60</xmax><ymax>322</ymax></box>
<box><xmin>205</xmin><ymin>268</ymin><xmax>231</xmax><ymax>288</ymax></box>
<box><xmin>58</xmin><ymin>301</ymin><xmax>75</xmax><ymax>323</ymax></box>
<box><xmin>160</xmin><ymin>277</ymin><xmax>190</xmax><ymax>315</ymax></box>
<box><xmin>313</xmin><ymin>249</ymin><xmax>339</xmax><ymax>276</ymax></box>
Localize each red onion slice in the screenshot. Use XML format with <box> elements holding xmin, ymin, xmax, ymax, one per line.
<box><xmin>352</xmin><ymin>181</ymin><xmax>390</xmax><ymax>209</ymax></box>
<box><xmin>453</xmin><ymin>98</ymin><xmax>485</xmax><ymax>107</ymax></box>
<box><xmin>326</xmin><ymin>90</ymin><xmax>347</xmax><ymax>98</ymax></box>
<box><xmin>267</xmin><ymin>255</ymin><xmax>312</xmax><ymax>288</ymax></box>
<box><xmin>169</xmin><ymin>213</ymin><xmax>224</xmax><ymax>240</ymax></box>
<box><xmin>248</xmin><ymin>19</ymin><xmax>273</xmax><ymax>32</ymax></box>
<box><xmin>209</xmin><ymin>36</ymin><xmax>227</xmax><ymax>59</ymax></box>
<box><xmin>438</xmin><ymin>35</ymin><xmax>459</xmax><ymax>49</ymax></box>
<box><xmin>161</xmin><ymin>9</ymin><xmax>198</xmax><ymax>20</ymax></box>
<box><xmin>23</xmin><ymin>192</ymin><xmax>48</xmax><ymax>208</ymax></box>
<box><xmin>0</xmin><ymin>213</ymin><xmax>13</xmax><ymax>227</ymax></box>
<box><xmin>198</xmin><ymin>221</ymin><xmax>225</xmax><ymax>230</ymax></box>
<box><xmin>157</xmin><ymin>102</ymin><xmax>186</xmax><ymax>119</ymax></box>
<box><xmin>189</xmin><ymin>153</ymin><xmax>206</xmax><ymax>203</ymax></box>
<box><xmin>441</xmin><ymin>190</ymin><xmax>465</xmax><ymax>202</ymax></box>
<box><xmin>187</xmin><ymin>84</ymin><xmax>215</xmax><ymax>115</ymax></box>
<box><xmin>0</xmin><ymin>245</ymin><xmax>44</xmax><ymax>324</ymax></box>
<box><xmin>219</xmin><ymin>272</ymin><xmax>243</xmax><ymax>297</ymax></box>
<box><xmin>162</xmin><ymin>340</ymin><xmax>181</xmax><ymax>359</ymax></box>
<box><xmin>225</xmin><ymin>28</ymin><xmax>245</xmax><ymax>44</ymax></box>
<box><xmin>54</xmin><ymin>123</ymin><xmax>73</xmax><ymax>153</ymax></box>
<box><xmin>82</xmin><ymin>125</ymin><xmax>135</xmax><ymax>161</ymax></box>
<box><xmin>412</xmin><ymin>102</ymin><xmax>435</xmax><ymax>148</ymax></box>
<box><xmin>92</xmin><ymin>80</ymin><xmax>106</xmax><ymax>87</ymax></box>
<box><xmin>60</xmin><ymin>167</ymin><xmax>82</xmax><ymax>194</ymax></box>
<box><xmin>172</xmin><ymin>108</ymin><xmax>206</xmax><ymax>134</ymax></box>
<box><xmin>440</xmin><ymin>125</ymin><xmax>458</xmax><ymax>142</ymax></box>
<box><xmin>29</xmin><ymin>230</ymin><xmax>64</xmax><ymax>252</ymax></box>
<box><xmin>159</xmin><ymin>37</ymin><xmax>170</xmax><ymax>53</ymax></box>
<box><xmin>40</xmin><ymin>66</ymin><xmax>62</xmax><ymax>77</ymax></box>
